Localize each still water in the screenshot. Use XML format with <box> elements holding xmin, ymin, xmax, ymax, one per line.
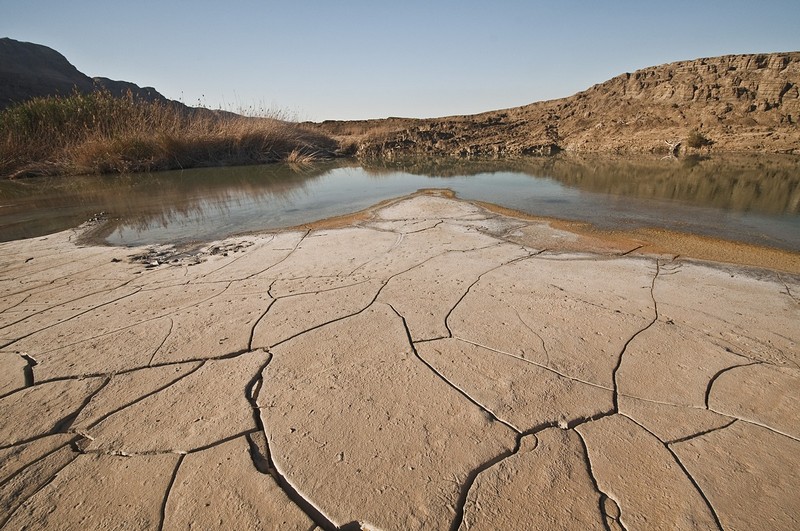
<box><xmin>0</xmin><ymin>154</ymin><xmax>798</xmax><ymax>250</ymax></box>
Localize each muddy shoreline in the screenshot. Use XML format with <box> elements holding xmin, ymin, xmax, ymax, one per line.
<box><xmin>74</xmin><ymin>190</ymin><xmax>800</xmax><ymax>276</ymax></box>
<box><xmin>1</xmin><ymin>192</ymin><xmax>797</xmax><ymax>529</ymax></box>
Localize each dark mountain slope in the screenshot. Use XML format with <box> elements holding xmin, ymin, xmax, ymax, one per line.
<box><xmin>0</xmin><ymin>38</ymin><xmax>169</xmax><ymax>108</ymax></box>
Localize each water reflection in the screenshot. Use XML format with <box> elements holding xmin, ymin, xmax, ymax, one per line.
<box><xmin>362</xmin><ymin>154</ymin><xmax>800</xmax><ymax>215</ymax></box>
<box><xmin>0</xmin><ymin>154</ymin><xmax>798</xmax><ymax>250</ymax></box>
<box><xmin>0</xmin><ymin>163</ymin><xmax>337</xmax><ymax>242</ymax></box>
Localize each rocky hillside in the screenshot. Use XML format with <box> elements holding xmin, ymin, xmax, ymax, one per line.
<box><xmin>0</xmin><ymin>38</ymin><xmax>169</xmax><ymax>109</ymax></box>
<box><xmin>3</xmin><ymin>40</ymin><xmax>797</xmax><ymax>156</ymax></box>
<box><xmin>318</xmin><ymin>52</ymin><xmax>800</xmax><ymax>156</ymax></box>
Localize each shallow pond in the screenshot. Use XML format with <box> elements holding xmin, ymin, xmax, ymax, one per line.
<box><xmin>0</xmin><ymin>154</ymin><xmax>798</xmax><ymax>251</ymax></box>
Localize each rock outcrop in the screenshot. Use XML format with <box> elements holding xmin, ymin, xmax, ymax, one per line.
<box><xmin>318</xmin><ymin>52</ymin><xmax>800</xmax><ymax>155</ymax></box>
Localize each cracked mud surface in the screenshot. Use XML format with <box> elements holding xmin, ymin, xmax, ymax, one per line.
<box><xmin>0</xmin><ymin>192</ymin><xmax>798</xmax><ymax>530</ymax></box>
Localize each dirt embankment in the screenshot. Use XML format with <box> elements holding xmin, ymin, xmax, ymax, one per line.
<box><xmin>314</xmin><ymin>52</ymin><xmax>800</xmax><ymax>158</ymax></box>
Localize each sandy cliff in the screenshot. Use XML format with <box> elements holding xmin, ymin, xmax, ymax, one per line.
<box><xmin>318</xmin><ymin>52</ymin><xmax>800</xmax><ymax>156</ymax></box>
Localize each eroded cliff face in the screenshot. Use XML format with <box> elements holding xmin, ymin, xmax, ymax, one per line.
<box><xmin>582</xmin><ymin>54</ymin><xmax>798</xmax><ymax>121</ymax></box>
<box><xmin>556</xmin><ymin>53</ymin><xmax>799</xmax><ymax>152</ymax></box>
<box><xmin>321</xmin><ymin>52</ymin><xmax>799</xmax><ymax>156</ymax></box>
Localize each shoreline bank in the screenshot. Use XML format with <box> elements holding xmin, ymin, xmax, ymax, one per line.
<box><xmin>75</xmin><ymin>190</ymin><xmax>800</xmax><ymax>276</ymax></box>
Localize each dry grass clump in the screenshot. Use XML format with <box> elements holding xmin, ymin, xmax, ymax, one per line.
<box><xmin>0</xmin><ymin>90</ymin><xmax>338</xmax><ymax>178</ymax></box>
<box><xmin>686</xmin><ymin>130</ymin><xmax>714</xmax><ymax>149</ymax></box>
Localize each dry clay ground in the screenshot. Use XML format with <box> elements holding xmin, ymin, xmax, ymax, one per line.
<box><xmin>0</xmin><ymin>193</ymin><xmax>798</xmax><ymax>530</ymax></box>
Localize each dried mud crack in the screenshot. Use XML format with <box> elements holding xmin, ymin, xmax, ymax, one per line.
<box><xmin>1</xmin><ymin>193</ymin><xmax>797</xmax><ymax>530</ymax></box>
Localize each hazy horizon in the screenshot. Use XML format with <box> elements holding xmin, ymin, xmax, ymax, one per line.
<box><xmin>3</xmin><ymin>0</ymin><xmax>799</xmax><ymax>121</ymax></box>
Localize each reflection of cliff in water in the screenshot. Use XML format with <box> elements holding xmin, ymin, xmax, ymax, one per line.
<box><xmin>360</xmin><ymin>157</ymin><xmax>545</xmax><ymax>178</ymax></box>
<box><xmin>0</xmin><ymin>163</ymin><xmax>337</xmax><ymax>241</ymax></box>
<box><xmin>102</xmin><ymin>164</ymin><xmax>336</xmax><ymax>235</ymax></box>
<box><xmin>2</xmin><ymin>154</ymin><xmax>797</xmax><ymax>246</ymax></box>
<box><xmin>362</xmin><ymin>154</ymin><xmax>800</xmax><ymax>216</ymax></box>
<box><xmin>539</xmin><ymin>154</ymin><xmax>800</xmax><ymax>215</ymax></box>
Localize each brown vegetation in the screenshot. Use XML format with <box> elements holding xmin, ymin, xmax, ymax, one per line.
<box><xmin>2</xmin><ymin>47</ymin><xmax>797</xmax><ymax>178</ymax></box>
<box><xmin>686</xmin><ymin>130</ymin><xmax>714</xmax><ymax>149</ymax></box>
<box><xmin>0</xmin><ymin>90</ymin><xmax>338</xmax><ymax>178</ymax></box>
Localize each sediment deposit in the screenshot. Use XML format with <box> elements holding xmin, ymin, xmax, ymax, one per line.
<box><xmin>0</xmin><ymin>194</ymin><xmax>797</xmax><ymax>530</ymax></box>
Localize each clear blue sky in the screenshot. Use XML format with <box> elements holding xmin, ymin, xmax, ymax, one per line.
<box><xmin>3</xmin><ymin>1</ymin><xmax>799</xmax><ymax>121</ymax></box>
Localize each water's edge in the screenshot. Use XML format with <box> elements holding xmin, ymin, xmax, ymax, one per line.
<box><xmin>1</xmin><ymin>154</ymin><xmax>798</xmax><ymax>251</ymax></box>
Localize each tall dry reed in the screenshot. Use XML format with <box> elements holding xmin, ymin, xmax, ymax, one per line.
<box><xmin>0</xmin><ymin>90</ymin><xmax>338</xmax><ymax>178</ymax></box>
